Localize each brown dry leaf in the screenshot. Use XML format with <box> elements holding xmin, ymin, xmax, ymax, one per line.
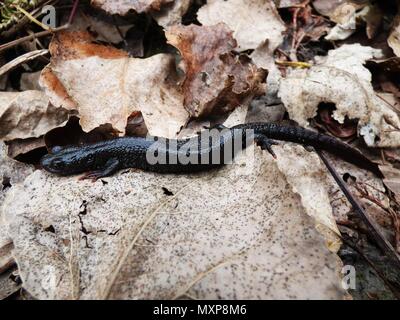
<box><xmin>40</xmin><ymin>31</ymin><xmax>189</xmax><ymax>138</ymax></box>
<box><xmin>91</xmin><ymin>0</ymin><xmax>173</xmax><ymax>15</ymax></box>
<box><xmin>196</xmin><ymin>0</ymin><xmax>285</xmax><ymax>105</ymax></box>
<box><xmin>1</xmin><ymin>145</ymin><xmax>345</xmax><ymax>299</ymax></box>
<box><xmin>166</xmin><ymin>23</ymin><xmax>267</xmax><ymax>118</ymax></box>
<box><xmin>197</xmin><ymin>0</ymin><xmax>286</xmax><ymax>52</ymax></box>
<box><xmin>0</xmin><ymin>91</ymin><xmax>69</xmax><ymax>141</ymax></box>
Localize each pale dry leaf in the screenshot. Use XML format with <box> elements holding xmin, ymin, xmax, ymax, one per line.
<box><xmin>324</xmin><ymin>2</ymin><xmax>382</xmax><ymax>41</ymax></box>
<box><xmin>166</xmin><ymin>23</ymin><xmax>267</xmax><ymax>118</ymax></box>
<box><xmin>388</xmin><ymin>14</ymin><xmax>400</xmax><ymax>57</ymax></box>
<box><xmin>152</xmin><ymin>0</ymin><xmax>192</xmax><ymax>28</ymax></box>
<box><xmin>1</xmin><ymin>147</ymin><xmax>345</xmax><ymax>300</ymax></box>
<box><xmin>279</xmin><ymin>44</ymin><xmax>400</xmax><ymax>148</ymax></box>
<box><xmin>0</xmin><ymin>91</ymin><xmax>69</xmax><ymax>141</ymax></box>
<box><xmin>313</xmin><ymin>0</ymin><xmax>348</xmax><ymax>18</ymax></box>
<box><xmin>91</xmin><ymin>0</ymin><xmax>173</xmax><ymax>15</ymax></box>
<box><xmin>197</xmin><ymin>0</ymin><xmax>286</xmax><ymax>52</ymax></box>
<box><xmin>278</xmin><ymin>0</ymin><xmax>304</xmax><ymax>8</ymax></box>
<box><xmin>0</xmin><ymin>142</ymin><xmax>34</xmax><ymax>203</ymax></box>
<box><xmin>274</xmin><ymin>144</ymin><xmax>341</xmax><ymax>252</ymax></box>
<box><xmin>0</xmin><ymin>142</ymin><xmax>33</xmax><ymax>276</ymax></box>
<box><xmin>40</xmin><ymin>31</ymin><xmax>189</xmax><ymax>138</ymax></box>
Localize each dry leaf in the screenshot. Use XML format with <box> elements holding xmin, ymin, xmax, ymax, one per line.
<box><xmin>279</xmin><ymin>44</ymin><xmax>400</xmax><ymax>148</ymax></box>
<box><xmin>0</xmin><ymin>90</ymin><xmax>69</xmax><ymax>141</ymax></box>
<box><xmin>6</xmin><ymin>138</ymin><xmax>46</xmax><ymax>159</ymax></box>
<box><xmin>166</xmin><ymin>23</ymin><xmax>267</xmax><ymax>118</ymax></box>
<box><xmin>67</xmin><ymin>11</ymin><xmax>134</xmax><ymax>44</ymax></box>
<box><xmin>0</xmin><ymin>142</ymin><xmax>33</xmax><ymax>281</ymax></box>
<box><xmin>197</xmin><ymin>0</ymin><xmax>286</xmax><ymax>52</ymax></box>
<box><xmin>91</xmin><ymin>0</ymin><xmax>173</xmax><ymax>15</ymax></box>
<box><xmin>0</xmin><ymin>268</ymin><xmax>21</xmax><ymax>300</ymax></box>
<box><xmin>40</xmin><ymin>31</ymin><xmax>189</xmax><ymax>138</ymax></box>
<box><xmin>388</xmin><ymin>14</ymin><xmax>400</xmax><ymax>57</ymax></box>
<box><xmin>152</xmin><ymin>0</ymin><xmax>192</xmax><ymax>28</ymax></box>
<box><xmin>380</xmin><ymin>164</ymin><xmax>400</xmax><ymax>202</ymax></box>
<box><xmin>20</xmin><ymin>71</ymin><xmax>42</xmax><ymax>91</ymax></box>
<box><xmin>196</xmin><ymin>0</ymin><xmax>285</xmax><ymax>105</ymax></box>
<box><xmin>1</xmin><ymin>146</ymin><xmax>345</xmax><ymax>299</ymax></box>
<box><xmin>323</xmin><ymin>2</ymin><xmax>382</xmax><ymax>41</ymax></box>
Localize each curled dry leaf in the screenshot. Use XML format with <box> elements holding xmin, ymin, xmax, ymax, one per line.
<box><xmin>166</xmin><ymin>23</ymin><xmax>268</xmax><ymax>117</ymax></box>
<box><xmin>279</xmin><ymin>44</ymin><xmax>400</xmax><ymax>148</ymax></box>
<box><xmin>91</xmin><ymin>0</ymin><xmax>173</xmax><ymax>15</ymax></box>
<box><xmin>1</xmin><ymin>146</ymin><xmax>345</xmax><ymax>299</ymax></box>
<box><xmin>40</xmin><ymin>31</ymin><xmax>189</xmax><ymax>138</ymax></box>
<box><xmin>0</xmin><ymin>90</ymin><xmax>69</xmax><ymax>141</ymax></box>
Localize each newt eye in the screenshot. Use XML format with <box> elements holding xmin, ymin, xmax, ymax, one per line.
<box><xmin>51</xmin><ymin>160</ymin><xmax>64</xmax><ymax>170</ymax></box>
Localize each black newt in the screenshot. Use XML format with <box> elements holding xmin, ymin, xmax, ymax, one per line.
<box><xmin>40</xmin><ymin>122</ymin><xmax>382</xmax><ymax>180</ymax></box>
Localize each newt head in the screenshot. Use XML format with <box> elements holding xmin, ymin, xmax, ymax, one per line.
<box><xmin>40</xmin><ymin>147</ymin><xmax>95</xmax><ymax>176</ymax></box>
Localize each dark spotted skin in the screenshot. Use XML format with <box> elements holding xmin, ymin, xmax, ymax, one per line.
<box><xmin>40</xmin><ymin>122</ymin><xmax>382</xmax><ymax>180</ymax></box>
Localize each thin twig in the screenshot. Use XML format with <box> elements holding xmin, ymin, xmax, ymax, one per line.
<box><xmin>14</xmin><ymin>4</ymin><xmax>50</xmax><ymax>31</ymax></box>
<box><xmin>0</xmin><ymin>24</ymin><xmax>69</xmax><ymax>53</ymax></box>
<box><xmin>68</xmin><ymin>0</ymin><xmax>80</xmax><ymax>25</ymax></box>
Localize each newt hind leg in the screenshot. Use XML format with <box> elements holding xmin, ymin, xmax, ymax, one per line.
<box><xmin>253</xmin><ymin>134</ymin><xmax>279</xmax><ymax>159</ymax></box>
